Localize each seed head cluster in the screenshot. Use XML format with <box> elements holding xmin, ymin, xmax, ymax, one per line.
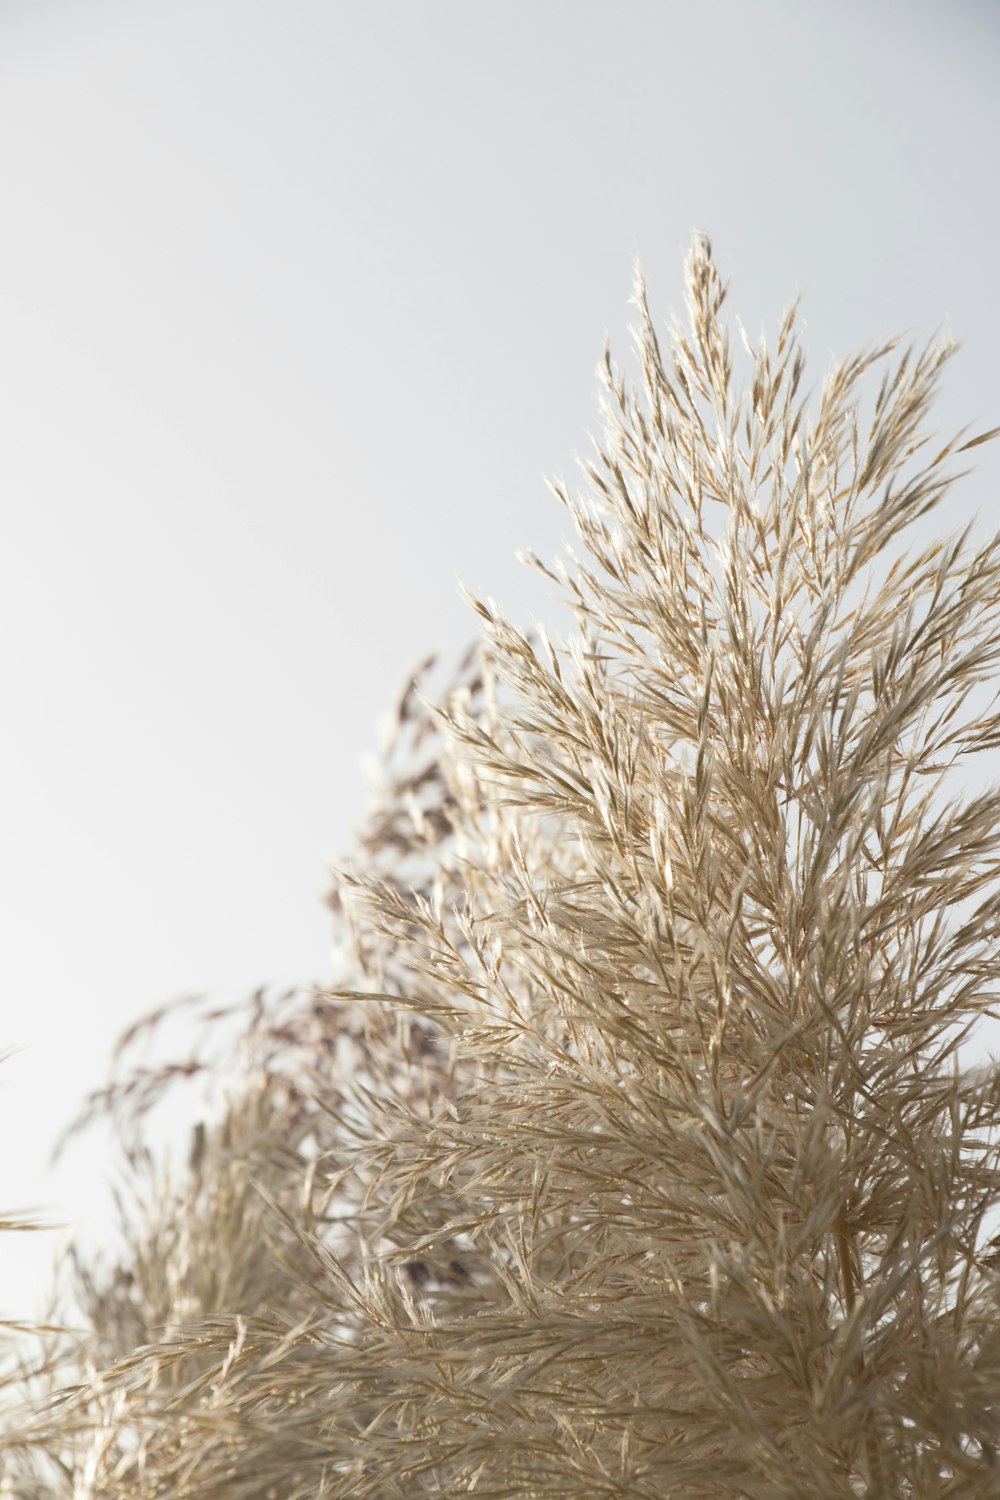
<box><xmin>4</xmin><ymin>237</ymin><xmax>1000</xmax><ymax>1497</ymax></box>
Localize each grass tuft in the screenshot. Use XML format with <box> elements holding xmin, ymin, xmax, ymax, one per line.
<box><xmin>4</xmin><ymin>237</ymin><xmax>1000</xmax><ymax>1496</ymax></box>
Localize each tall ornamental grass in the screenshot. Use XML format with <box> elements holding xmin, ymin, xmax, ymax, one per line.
<box><xmin>4</xmin><ymin>236</ymin><xmax>1000</xmax><ymax>1497</ymax></box>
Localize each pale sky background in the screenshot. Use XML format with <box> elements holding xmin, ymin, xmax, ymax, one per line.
<box><xmin>1</xmin><ymin>0</ymin><xmax>999</xmax><ymax>1316</ymax></box>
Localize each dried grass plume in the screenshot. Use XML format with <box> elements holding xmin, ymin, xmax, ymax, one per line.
<box><xmin>4</xmin><ymin>235</ymin><xmax>1000</xmax><ymax>1496</ymax></box>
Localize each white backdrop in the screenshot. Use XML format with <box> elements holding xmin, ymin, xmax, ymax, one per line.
<box><xmin>1</xmin><ymin>0</ymin><xmax>998</xmax><ymax>1316</ymax></box>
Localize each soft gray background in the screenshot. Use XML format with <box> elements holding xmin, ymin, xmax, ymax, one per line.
<box><xmin>2</xmin><ymin>0</ymin><xmax>998</xmax><ymax>1314</ymax></box>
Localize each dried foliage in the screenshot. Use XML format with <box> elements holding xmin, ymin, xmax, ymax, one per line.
<box><xmin>4</xmin><ymin>237</ymin><xmax>1000</xmax><ymax>1496</ymax></box>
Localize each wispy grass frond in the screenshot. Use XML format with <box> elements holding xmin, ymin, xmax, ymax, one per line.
<box><xmin>4</xmin><ymin>237</ymin><xmax>1000</xmax><ymax>1497</ymax></box>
